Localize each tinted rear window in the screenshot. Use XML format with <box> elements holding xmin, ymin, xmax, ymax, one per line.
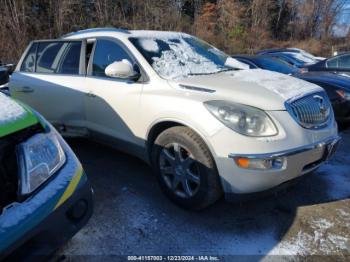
<box><xmin>20</xmin><ymin>41</ymin><xmax>82</xmax><ymax>75</ymax></box>
<box><xmin>20</xmin><ymin>43</ymin><xmax>38</xmax><ymax>72</ymax></box>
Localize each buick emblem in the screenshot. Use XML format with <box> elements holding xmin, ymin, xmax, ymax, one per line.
<box><xmin>313</xmin><ymin>95</ymin><xmax>327</xmax><ymax>116</ymax></box>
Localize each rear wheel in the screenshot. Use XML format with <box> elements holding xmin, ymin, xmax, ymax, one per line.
<box><xmin>152</xmin><ymin>126</ymin><xmax>222</xmax><ymax>210</ymax></box>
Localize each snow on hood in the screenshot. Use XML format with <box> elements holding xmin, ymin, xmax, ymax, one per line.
<box><xmin>229</xmin><ymin>69</ymin><xmax>323</xmax><ymax>101</ymax></box>
<box><xmin>0</xmin><ymin>93</ymin><xmax>27</xmax><ymax>125</ymax></box>
<box><xmin>173</xmin><ymin>69</ymin><xmax>323</xmax><ymax>110</ymax></box>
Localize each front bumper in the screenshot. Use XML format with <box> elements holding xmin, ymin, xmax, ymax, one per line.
<box><xmin>215</xmin><ymin>135</ymin><xmax>340</xmax><ymax>196</ymax></box>
<box><xmin>0</xmin><ymin>134</ymin><xmax>93</xmax><ymax>259</ymax></box>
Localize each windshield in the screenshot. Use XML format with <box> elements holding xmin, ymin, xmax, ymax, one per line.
<box><xmin>285</xmin><ymin>52</ymin><xmax>317</xmax><ymax>64</ymax></box>
<box><xmin>129</xmin><ymin>35</ymin><xmax>246</xmax><ymax>79</ymax></box>
<box><xmin>257</xmin><ymin>57</ymin><xmax>300</xmax><ymax>75</ymax></box>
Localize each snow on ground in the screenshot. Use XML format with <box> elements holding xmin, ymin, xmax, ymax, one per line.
<box><xmin>0</xmin><ymin>93</ymin><xmax>27</xmax><ymax>125</ymax></box>
<box><xmin>59</xmin><ymin>130</ymin><xmax>350</xmax><ymax>258</ymax></box>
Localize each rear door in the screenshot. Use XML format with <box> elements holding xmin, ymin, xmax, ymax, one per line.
<box><xmin>10</xmin><ymin>40</ymin><xmax>88</xmax><ymax>132</ymax></box>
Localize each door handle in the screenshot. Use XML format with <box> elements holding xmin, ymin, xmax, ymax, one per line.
<box><xmin>16</xmin><ymin>86</ymin><xmax>34</xmax><ymax>93</ymax></box>
<box><xmin>86</xmin><ymin>92</ymin><xmax>96</xmax><ymax>98</ymax></box>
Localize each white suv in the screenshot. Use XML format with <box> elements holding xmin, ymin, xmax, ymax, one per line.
<box><xmin>9</xmin><ymin>28</ymin><xmax>340</xmax><ymax>209</ymax></box>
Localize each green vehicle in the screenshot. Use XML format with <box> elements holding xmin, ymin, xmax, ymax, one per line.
<box><xmin>0</xmin><ymin>93</ymin><xmax>93</xmax><ymax>259</ymax></box>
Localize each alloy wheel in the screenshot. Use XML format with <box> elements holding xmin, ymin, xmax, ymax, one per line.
<box><xmin>159</xmin><ymin>142</ymin><xmax>201</xmax><ymax>198</ymax></box>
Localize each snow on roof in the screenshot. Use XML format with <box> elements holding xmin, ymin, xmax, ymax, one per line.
<box><xmin>0</xmin><ymin>93</ymin><xmax>27</xmax><ymax>125</ymax></box>
<box><xmin>129</xmin><ymin>30</ymin><xmax>188</xmax><ymax>39</ymax></box>
<box><xmin>63</xmin><ymin>28</ymin><xmax>187</xmax><ymax>40</ymax></box>
<box><xmin>228</xmin><ymin>69</ymin><xmax>323</xmax><ymax>101</ymax></box>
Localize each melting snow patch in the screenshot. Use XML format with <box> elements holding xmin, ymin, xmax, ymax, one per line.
<box><xmin>229</xmin><ymin>69</ymin><xmax>323</xmax><ymax>101</ymax></box>
<box><xmin>139</xmin><ymin>39</ymin><xmax>159</xmax><ymax>53</ymax></box>
<box><xmin>328</xmin><ymin>234</ymin><xmax>348</xmax><ymax>250</ymax></box>
<box><xmin>311</xmin><ymin>218</ymin><xmax>334</xmax><ymax>230</ymax></box>
<box><xmin>0</xmin><ymin>93</ymin><xmax>27</xmax><ymax>125</ymax></box>
<box><xmin>271</xmin><ymin>216</ymin><xmax>349</xmax><ymax>255</ymax></box>
<box><xmin>151</xmin><ymin>38</ymin><xmax>222</xmax><ymax>80</ymax></box>
<box><xmin>270</xmin><ymin>231</ymin><xmax>313</xmax><ymax>256</ymax></box>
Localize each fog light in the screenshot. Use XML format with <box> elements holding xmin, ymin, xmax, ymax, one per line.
<box><xmin>67</xmin><ymin>200</ymin><xmax>88</xmax><ymax>222</ymax></box>
<box><xmin>234</xmin><ymin>157</ymin><xmax>285</xmax><ymax>170</ymax></box>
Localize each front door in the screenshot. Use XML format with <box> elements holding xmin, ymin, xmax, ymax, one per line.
<box><xmin>85</xmin><ymin>38</ymin><xmax>144</xmax><ymax>145</ymax></box>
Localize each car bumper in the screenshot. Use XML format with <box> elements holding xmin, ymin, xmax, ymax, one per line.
<box><xmin>224</xmin><ymin>135</ymin><xmax>340</xmax><ymax>200</ymax></box>
<box><xmin>216</xmin><ymin>135</ymin><xmax>340</xmax><ymax>196</ymax></box>
<box><xmin>0</xmin><ymin>135</ymin><xmax>93</xmax><ymax>259</ymax></box>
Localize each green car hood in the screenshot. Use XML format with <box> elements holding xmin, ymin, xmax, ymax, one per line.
<box><xmin>0</xmin><ymin>93</ymin><xmax>38</xmax><ymax>138</ymax></box>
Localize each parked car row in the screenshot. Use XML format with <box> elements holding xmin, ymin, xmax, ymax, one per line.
<box><xmin>233</xmin><ymin>55</ymin><xmax>350</xmax><ymax>124</ymax></box>
<box><xmin>0</xmin><ymin>28</ymin><xmax>345</xmax><ymax>258</ymax></box>
<box><xmin>256</xmin><ymin>48</ymin><xmax>326</xmax><ymax>69</ymax></box>
<box><xmin>256</xmin><ymin>48</ymin><xmax>350</xmax><ymax>77</ymax></box>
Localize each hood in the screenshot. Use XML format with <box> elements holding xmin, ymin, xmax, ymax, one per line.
<box><xmin>173</xmin><ymin>69</ymin><xmax>323</xmax><ymax>110</ymax></box>
<box><xmin>0</xmin><ymin>93</ymin><xmax>38</xmax><ymax>138</ymax></box>
<box><xmin>299</xmin><ymin>72</ymin><xmax>350</xmax><ymax>90</ymax></box>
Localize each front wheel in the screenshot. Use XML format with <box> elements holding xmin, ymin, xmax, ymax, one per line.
<box><xmin>152</xmin><ymin>126</ymin><xmax>222</xmax><ymax>210</ymax></box>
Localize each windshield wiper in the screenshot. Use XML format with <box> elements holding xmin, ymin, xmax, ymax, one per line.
<box><xmin>188</xmin><ymin>68</ymin><xmax>237</xmax><ymax>76</ymax></box>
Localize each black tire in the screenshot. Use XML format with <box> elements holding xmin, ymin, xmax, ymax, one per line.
<box><xmin>152</xmin><ymin>126</ymin><xmax>222</xmax><ymax>210</ymax></box>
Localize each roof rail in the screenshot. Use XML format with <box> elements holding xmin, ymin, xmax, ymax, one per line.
<box><xmin>61</xmin><ymin>27</ymin><xmax>130</xmax><ymax>38</ymax></box>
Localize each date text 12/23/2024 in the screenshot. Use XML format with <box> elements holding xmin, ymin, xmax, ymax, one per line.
<box><xmin>127</xmin><ymin>256</ymin><xmax>220</xmax><ymax>261</ymax></box>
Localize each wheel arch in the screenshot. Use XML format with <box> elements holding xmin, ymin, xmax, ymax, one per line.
<box><xmin>146</xmin><ymin>119</ymin><xmax>217</xmax><ymax>165</ymax></box>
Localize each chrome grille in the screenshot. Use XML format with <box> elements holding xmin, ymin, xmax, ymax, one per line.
<box><xmin>286</xmin><ymin>92</ymin><xmax>332</xmax><ymax>129</ymax></box>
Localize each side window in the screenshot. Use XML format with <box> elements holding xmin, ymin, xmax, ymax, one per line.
<box><xmin>57</xmin><ymin>42</ymin><xmax>82</xmax><ymax>74</ymax></box>
<box><xmin>36</xmin><ymin>42</ymin><xmax>65</xmax><ymax>73</ymax></box>
<box><xmin>20</xmin><ymin>43</ymin><xmax>38</xmax><ymax>72</ymax></box>
<box><xmin>92</xmin><ymin>39</ymin><xmax>133</xmax><ymax>77</ymax></box>
<box><xmin>327</xmin><ymin>55</ymin><xmax>350</xmax><ymax>69</ymax></box>
<box><xmin>327</xmin><ymin>57</ymin><xmax>339</xmax><ymax>68</ymax></box>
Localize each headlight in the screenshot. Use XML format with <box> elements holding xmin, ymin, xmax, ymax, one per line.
<box><xmin>336</xmin><ymin>89</ymin><xmax>350</xmax><ymax>101</ymax></box>
<box><xmin>204</xmin><ymin>100</ymin><xmax>278</xmax><ymax>136</ymax></box>
<box><xmin>18</xmin><ymin>132</ymin><xmax>66</xmax><ymax>195</ymax></box>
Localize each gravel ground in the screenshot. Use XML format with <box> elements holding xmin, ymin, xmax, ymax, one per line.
<box><xmin>56</xmin><ymin>129</ymin><xmax>350</xmax><ymax>261</ymax></box>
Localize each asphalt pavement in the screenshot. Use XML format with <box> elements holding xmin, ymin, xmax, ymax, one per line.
<box><xmin>56</xmin><ymin>129</ymin><xmax>350</xmax><ymax>260</ymax></box>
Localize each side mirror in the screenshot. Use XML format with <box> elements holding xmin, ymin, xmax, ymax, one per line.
<box><xmin>105</xmin><ymin>60</ymin><xmax>141</xmax><ymax>81</ymax></box>
<box><xmin>5</xmin><ymin>64</ymin><xmax>16</xmax><ymax>75</ymax></box>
